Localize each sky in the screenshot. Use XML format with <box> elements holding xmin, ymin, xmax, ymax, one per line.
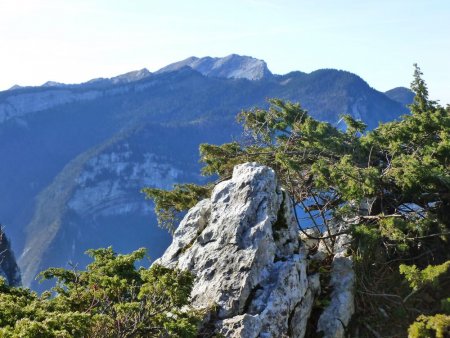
<box><xmin>1</xmin><ymin>0</ymin><xmax>449</xmax><ymax>103</ymax></box>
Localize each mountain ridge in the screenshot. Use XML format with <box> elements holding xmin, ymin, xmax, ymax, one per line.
<box><xmin>0</xmin><ymin>55</ymin><xmax>414</xmax><ymax>289</ymax></box>
<box><xmin>156</xmin><ymin>54</ymin><xmax>272</xmax><ymax>80</ymax></box>
<box><xmin>0</xmin><ymin>62</ymin><xmax>406</xmax><ymax>129</ymax></box>
<box><xmin>4</xmin><ymin>54</ymin><xmax>403</xmax><ymax>96</ymax></box>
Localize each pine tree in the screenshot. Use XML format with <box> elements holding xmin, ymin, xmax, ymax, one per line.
<box><xmin>0</xmin><ymin>248</ymin><xmax>200</xmax><ymax>337</ymax></box>
<box><xmin>144</xmin><ymin>65</ymin><xmax>450</xmax><ymax>336</ymax></box>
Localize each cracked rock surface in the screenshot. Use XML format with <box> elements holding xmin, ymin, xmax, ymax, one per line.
<box><xmin>317</xmin><ymin>230</ymin><xmax>355</xmax><ymax>338</ymax></box>
<box><xmin>156</xmin><ymin>162</ymin><xmax>353</xmax><ymax>337</ymax></box>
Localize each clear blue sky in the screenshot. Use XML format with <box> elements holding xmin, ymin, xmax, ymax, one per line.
<box><xmin>1</xmin><ymin>0</ymin><xmax>449</xmax><ymax>103</ymax></box>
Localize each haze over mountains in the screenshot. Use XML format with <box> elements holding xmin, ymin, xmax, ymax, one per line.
<box><xmin>0</xmin><ymin>55</ymin><xmax>413</xmax><ymax>289</ymax></box>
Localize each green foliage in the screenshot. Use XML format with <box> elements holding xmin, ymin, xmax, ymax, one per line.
<box><xmin>195</xmin><ymin>68</ymin><xmax>449</xmax><ymax>252</ymax></box>
<box><xmin>0</xmin><ymin>248</ymin><xmax>200</xmax><ymax>337</ymax></box>
<box><xmin>410</xmin><ymin>63</ymin><xmax>435</xmax><ymax>112</ymax></box>
<box><xmin>408</xmin><ymin>314</ymin><xmax>450</xmax><ymax>338</ymax></box>
<box><xmin>400</xmin><ymin>261</ymin><xmax>450</xmax><ymax>291</ymax></box>
<box><xmin>352</xmin><ymin>224</ymin><xmax>382</xmax><ymax>262</ymax></box>
<box><xmin>144</xmin><ymin>65</ymin><xmax>450</xmax><ymax>336</ymax></box>
<box><xmin>142</xmin><ymin>183</ymin><xmax>211</xmax><ymax>233</ymax></box>
<box><xmin>0</xmin><ymin>277</ymin><xmax>92</xmax><ymax>337</ymax></box>
<box><xmin>148</xmin><ymin>78</ymin><xmax>448</xmax><ymax>240</ymax></box>
<box><xmin>441</xmin><ymin>298</ymin><xmax>450</xmax><ymax>314</ymax></box>
<box><xmin>199</xmin><ymin>142</ymin><xmax>247</xmax><ymax>177</ymax></box>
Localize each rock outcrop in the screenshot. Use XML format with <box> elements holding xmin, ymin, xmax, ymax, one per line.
<box><xmin>317</xmin><ymin>228</ymin><xmax>355</xmax><ymax>337</ymax></box>
<box><xmin>156</xmin><ymin>163</ymin><xmax>355</xmax><ymax>337</ymax></box>
<box><xmin>0</xmin><ymin>228</ymin><xmax>21</xmax><ymax>286</ymax></box>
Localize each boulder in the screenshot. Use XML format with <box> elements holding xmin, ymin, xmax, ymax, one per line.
<box><xmin>156</xmin><ymin>163</ymin><xmax>354</xmax><ymax>337</ymax></box>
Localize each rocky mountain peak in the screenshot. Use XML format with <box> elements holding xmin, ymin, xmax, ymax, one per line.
<box><xmin>157</xmin><ymin>54</ymin><xmax>273</xmax><ymax>80</ymax></box>
<box><xmin>156</xmin><ymin>162</ymin><xmax>355</xmax><ymax>337</ymax></box>
<box><xmin>85</xmin><ymin>68</ymin><xmax>152</xmax><ymax>86</ymax></box>
<box><xmin>8</xmin><ymin>84</ymin><xmax>25</xmax><ymax>91</ymax></box>
<box><xmin>110</xmin><ymin>68</ymin><xmax>152</xmax><ymax>84</ymax></box>
<box><xmin>42</xmin><ymin>81</ymin><xmax>67</xmax><ymax>88</ymax></box>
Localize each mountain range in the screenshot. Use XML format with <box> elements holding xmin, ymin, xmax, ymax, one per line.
<box><xmin>0</xmin><ymin>54</ymin><xmax>413</xmax><ymax>290</ymax></box>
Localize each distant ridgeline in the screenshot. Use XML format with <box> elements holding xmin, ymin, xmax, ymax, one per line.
<box><xmin>0</xmin><ymin>54</ymin><xmax>412</xmax><ymax>290</ymax></box>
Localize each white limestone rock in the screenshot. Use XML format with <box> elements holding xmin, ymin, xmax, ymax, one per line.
<box><xmin>217</xmin><ymin>314</ymin><xmax>261</xmax><ymax>338</ymax></box>
<box><xmin>156</xmin><ymin>163</ymin><xmax>319</xmax><ymax>337</ymax></box>
<box><xmin>290</xmin><ymin>274</ymin><xmax>321</xmax><ymax>338</ymax></box>
<box><xmin>299</xmin><ymin>227</ymin><xmax>321</xmax><ymax>251</ymax></box>
<box><xmin>317</xmin><ymin>229</ymin><xmax>355</xmax><ymax>338</ymax></box>
<box><xmin>157</xmin><ymin>163</ymin><xmax>286</xmax><ymax>317</ymax></box>
<box><xmin>157</xmin><ymin>162</ymin><xmax>356</xmax><ymax>337</ymax></box>
<box><xmin>68</xmin><ymin>151</ymin><xmax>181</xmax><ymax>217</ymax></box>
<box><xmin>157</xmin><ymin>198</ymin><xmax>211</xmax><ymax>266</ymax></box>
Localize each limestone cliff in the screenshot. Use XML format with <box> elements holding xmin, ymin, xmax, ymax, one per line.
<box><xmin>156</xmin><ymin>163</ymin><xmax>355</xmax><ymax>337</ymax></box>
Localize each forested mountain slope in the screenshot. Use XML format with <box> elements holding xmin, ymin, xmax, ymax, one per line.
<box><xmin>0</xmin><ymin>55</ymin><xmax>410</xmax><ymax>289</ymax></box>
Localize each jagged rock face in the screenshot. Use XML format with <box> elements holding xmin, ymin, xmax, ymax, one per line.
<box><xmin>0</xmin><ymin>229</ymin><xmax>21</xmax><ymax>286</ymax></box>
<box><xmin>18</xmin><ymin>136</ymin><xmax>184</xmax><ymax>289</ymax></box>
<box><xmin>157</xmin><ymin>163</ymin><xmax>320</xmax><ymax>337</ymax></box>
<box><xmin>157</xmin><ymin>54</ymin><xmax>273</xmax><ymax>80</ymax></box>
<box><xmin>67</xmin><ymin>151</ymin><xmax>181</xmax><ymax>218</ymax></box>
<box><xmin>157</xmin><ymin>163</ymin><xmax>356</xmax><ymax>337</ymax></box>
<box><xmin>316</xmin><ymin>227</ymin><xmax>355</xmax><ymax>338</ymax></box>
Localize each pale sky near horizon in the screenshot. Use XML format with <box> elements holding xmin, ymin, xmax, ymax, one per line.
<box><xmin>1</xmin><ymin>0</ymin><xmax>449</xmax><ymax>103</ymax></box>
